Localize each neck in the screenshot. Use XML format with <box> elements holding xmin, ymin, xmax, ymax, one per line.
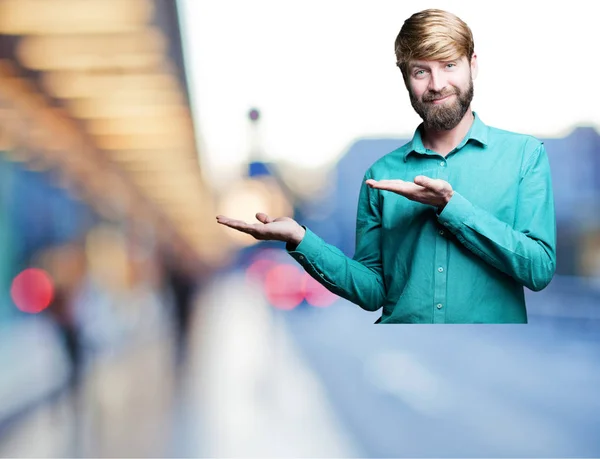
<box><xmin>421</xmin><ymin>108</ymin><xmax>475</xmax><ymax>156</ymax></box>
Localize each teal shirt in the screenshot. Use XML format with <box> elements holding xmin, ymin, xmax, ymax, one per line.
<box><xmin>288</xmin><ymin>112</ymin><xmax>556</xmax><ymax>324</ymax></box>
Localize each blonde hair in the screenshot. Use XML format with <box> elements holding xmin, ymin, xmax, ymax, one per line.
<box><xmin>395</xmin><ymin>9</ymin><xmax>474</xmax><ymax>77</ymax></box>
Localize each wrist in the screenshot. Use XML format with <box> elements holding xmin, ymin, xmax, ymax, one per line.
<box><xmin>438</xmin><ymin>190</ymin><xmax>454</xmax><ymax>211</ymax></box>
<box><xmin>288</xmin><ymin>226</ymin><xmax>306</xmax><ymax>246</ymax></box>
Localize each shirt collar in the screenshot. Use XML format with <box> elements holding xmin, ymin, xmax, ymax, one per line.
<box><xmin>404</xmin><ymin>111</ymin><xmax>490</xmax><ymax>161</ymax></box>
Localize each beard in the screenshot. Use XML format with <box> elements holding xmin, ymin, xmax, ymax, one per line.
<box><xmin>409</xmin><ymin>78</ymin><xmax>474</xmax><ymax>131</ymax></box>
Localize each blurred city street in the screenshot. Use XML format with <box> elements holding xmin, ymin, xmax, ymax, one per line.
<box><xmin>1</xmin><ymin>270</ymin><xmax>599</xmax><ymax>458</ymax></box>
<box><xmin>0</xmin><ymin>271</ymin><xmax>361</xmax><ymax>458</ymax></box>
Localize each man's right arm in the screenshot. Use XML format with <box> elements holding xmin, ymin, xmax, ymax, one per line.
<box><xmin>287</xmin><ymin>174</ymin><xmax>386</xmax><ymax>312</ymax></box>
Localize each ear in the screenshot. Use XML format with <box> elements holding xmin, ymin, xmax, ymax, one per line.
<box><xmin>470</xmin><ymin>53</ymin><xmax>479</xmax><ymax>79</ymax></box>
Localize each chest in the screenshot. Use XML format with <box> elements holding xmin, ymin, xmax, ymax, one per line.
<box><xmin>379</xmin><ymin>156</ymin><xmax>520</xmax><ymax>231</ymax></box>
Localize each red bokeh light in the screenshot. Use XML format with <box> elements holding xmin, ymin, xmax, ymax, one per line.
<box><xmin>264</xmin><ymin>264</ymin><xmax>304</xmax><ymax>310</ymax></box>
<box><xmin>10</xmin><ymin>268</ymin><xmax>54</xmax><ymax>314</ymax></box>
<box><xmin>245</xmin><ymin>258</ymin><xmax>277</xmax><ymax>284</ymax></box>
<box><xmin>301</xmin><ymin>273</ymin><xmax>338</xmax><ymax>308</ymax></box>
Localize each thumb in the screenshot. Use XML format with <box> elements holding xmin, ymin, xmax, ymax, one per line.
<box><xmin>256</xmin><ymin>212</ymin><xmax>273</xmax><ymax>224</ymax></box>
<box><xmin>413</xmin><ymin>175</ymin><xmax>435</xmax><ymax>188</ymax></box>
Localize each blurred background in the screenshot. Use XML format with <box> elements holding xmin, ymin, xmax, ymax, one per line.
<box><xmin>0</xmin><ymin>0</ymin><xmax>599</xmax><ymax>457</ymax></box>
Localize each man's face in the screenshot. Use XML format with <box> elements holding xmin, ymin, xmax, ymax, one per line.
<box><xmin>406</xmin><ymin>55</ymin><xmax>477</xmax><ymax>131</ymax></box>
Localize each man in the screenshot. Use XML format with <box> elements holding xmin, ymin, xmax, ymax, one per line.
<box><xmin>216</xmin><ymin>9</ymin><xmax>556</xmax><ymax>324</ymax></box>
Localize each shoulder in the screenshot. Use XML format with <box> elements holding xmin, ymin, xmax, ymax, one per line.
<box><xmin>487</xmin><ymin>124</ymin><xmax>544</xmax><ymax>153</ymax></box>
<box><xmin>486</xmin><ymin>124</ymin><xmax>549</xmax><ymax>176</ymax></box>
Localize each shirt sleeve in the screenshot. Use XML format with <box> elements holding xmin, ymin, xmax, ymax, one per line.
<box><xmin>437</xmin><ymin>142</ymin><xmax>556</xmax><ymax>291</ymax></box>
<box><xmin>287</xmin><ymin>171</ymin><xmax>386</xmax><ymax>311</ymax></box>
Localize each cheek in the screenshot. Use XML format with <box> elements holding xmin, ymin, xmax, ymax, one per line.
<box><xmin>452</xmin><ymin>73</ymin><xmax>472</xmax><ymax>91</ymax></box>
<box><xmin>408</xmin><ymin>81</ymin><xmax>427</xmax><ymax>100</ymax></box>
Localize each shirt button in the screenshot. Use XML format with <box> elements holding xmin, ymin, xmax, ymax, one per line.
<box><xmin>439</xmin><ymin>230</ymin><xmax>445</xmax><ymax>236</ymax></box>
<box><xmin>440</xmin><ymin>161</ymin><xmax>446</xmax><ymax>167</ymax></box>
<box><xmin>299</xmin><ymin>255</ymin><xmax>304</xmax><ymax>260</ymax></box>
<box><xmin>436</xmin><ymin>303</ymin><xmax>443</xmax><ymax>309</ymax></box>
<box><xmin>437</xmin><ymin>267</ymin><xmax>444</xmax><ymax>273</ymax></box>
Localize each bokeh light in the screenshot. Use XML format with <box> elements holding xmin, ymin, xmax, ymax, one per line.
<box><xmin>248</xmin><ymin>108</ymin><xmax>260</xmax><ymax>122</ymax></box>
<box><xmin>10</xmin><ymin>268</ymin><xmax>55</xmax><ymax>314</ymax></box>
<box><xmin>245</xmin><ymin>257</ymin><xmax>276</xmax><ymax>285</ymax></box>
<box><xmin>263</xmin><ymin>264</ymin><xmax>304</xmax><ymax>310</ymax></box>
<box><xmin>301</xmin><ymin>273</ymin><xmax>338</xmax><ymax>308</ymax></box>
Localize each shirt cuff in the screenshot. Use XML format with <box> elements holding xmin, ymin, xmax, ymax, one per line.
<box><xmin>437</xmin><ymin>191</ymin><xmax>475</xmax><ymax>232</ymax></box>
<box><xmin>286</xmin><ymin>227</ymin><xmax>324</xmax><ymax>267</ymax></box>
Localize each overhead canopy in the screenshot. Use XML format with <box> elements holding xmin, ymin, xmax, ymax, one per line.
<box><xmin>0</xmin><ymin>0</ymin><xmax>226</xmax><ymax>268</ymax></box>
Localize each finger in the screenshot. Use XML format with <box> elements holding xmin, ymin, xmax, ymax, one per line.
<box><xmin>366</xmin><ymin>179</ymin><xmax>406</xmax><ymax>189</ymax></box>
<box><xmin>255</xmin><ymin>212</ymin><xmax>273</xmax><ymax>224</ymax></box>
<box><xmin>367</xmin><ymin>179</ymin><xmax>422</xmax><ymax>195</ymax></box>
<box><xmin>414</xmin><ymin>176</ymin><xmax>448</xmax><ymax>192</ymax></box>
<box><xmin>216</xmin><ymin>215</ymin><xmax>235</xmax><ymax>224</ymax></box>
<box><xmin>216</xmin><ymin>216</ymin><xmax>252</xmax><ymax>231</ymax></box>
<box><xmin>216</xmin><ymin>215</ymin><xmax>244</xmax><ymax>225</ymax></box>
<box><xmin>217</xmin><ymin>216</ymin><xmax>273</xmax><ymax>241</ymax></box>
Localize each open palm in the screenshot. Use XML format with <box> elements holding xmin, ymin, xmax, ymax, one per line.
<box><xmin>216</xmin><ymin>212</ymin><xmax>305</xmax><ymax>244</ymax></box>
<box><xmin>366</xmin><ymin>176</ymin><xmax>453</xmax><ymax>210</ymax></box>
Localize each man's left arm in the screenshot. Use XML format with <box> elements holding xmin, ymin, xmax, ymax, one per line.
<box><xmin>437</xmin><ymin>143</ymin><xmax>556</xmax><ymax>291</ymax></box>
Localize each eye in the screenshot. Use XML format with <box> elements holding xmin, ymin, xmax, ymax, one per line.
<box><xmin>414</xmin><ymin>69</ymin><xmax>427</xmax><ymax>78</ymax></box>
<box><xmin>446</xmin><ymin>63</ymin><xmax>456</xmax><ymax>69</ymax></box>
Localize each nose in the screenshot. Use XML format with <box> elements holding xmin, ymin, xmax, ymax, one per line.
<box><xmin>428</xmin><ymin>69</ymin><xmax>447</xmax><ymax>93</ymax></box>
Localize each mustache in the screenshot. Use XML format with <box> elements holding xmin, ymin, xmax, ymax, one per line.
<box><xmin>422</xmin><ymin>89</ymin><xmax>458</xmax><ymax>102</ymax></box>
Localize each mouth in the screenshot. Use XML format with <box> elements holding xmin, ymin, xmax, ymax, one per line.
<box><xmin>429</xmin><ymin>94</ymin><xmax>455</xmax><ymax>104</ymax></box>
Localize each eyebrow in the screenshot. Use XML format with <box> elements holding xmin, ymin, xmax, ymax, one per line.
<box><xmin>409</xmin><ymin>62</ymin><xmax>430</xmax><ymax>70</ymax></box>
<box><xmin>409</xmin><ymin>60</ymin><xmax>458</xmax><ymax>70</ymax></box>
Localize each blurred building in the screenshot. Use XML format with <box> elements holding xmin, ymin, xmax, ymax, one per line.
<box><xmin>0</xmin><ymin>0</ymin><xmax>227</xmax><ymax>432</ymax></box>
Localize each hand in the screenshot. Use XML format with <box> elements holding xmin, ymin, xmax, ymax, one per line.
<box><xmin>216</xmin><ymin>212</ymin><xmax>306</xmax><ymax>245</ymax></box>
<box><xmin>366</xmin><ymin>175</ymin><xmax>454</xmax><ymax>211</ymax></box>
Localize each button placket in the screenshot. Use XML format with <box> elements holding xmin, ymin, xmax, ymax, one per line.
<box><xmin>433</xmin><ymin>155</ymin><xmax>449</xmax><ymax>323</ymax></box>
